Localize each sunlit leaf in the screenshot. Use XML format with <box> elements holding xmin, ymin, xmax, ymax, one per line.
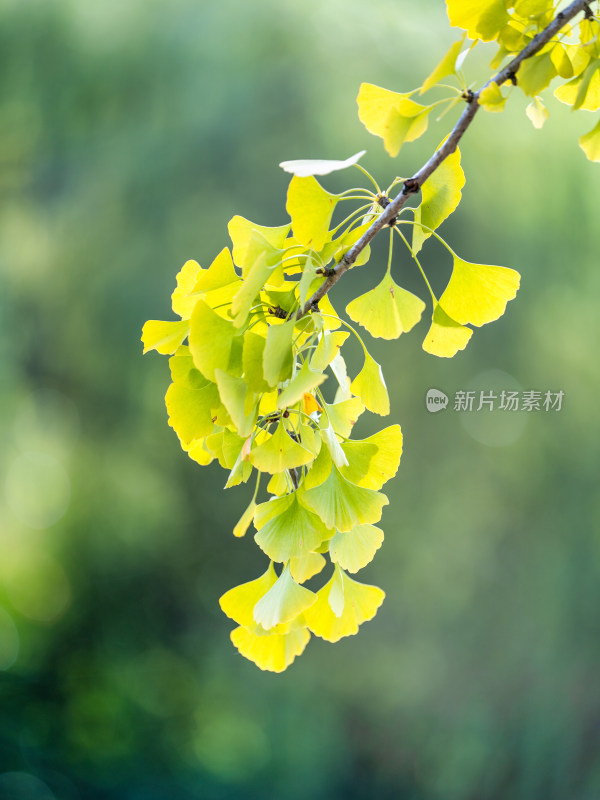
<box><xmin>329</xmin><ymin>525</ymin><xmax>384</xmax><ymax>573</ymax></box>
<box><xmin>230</xmin><ymin>625</ymin><xmax>310</xmax><ymax>673</ymax></box>
<box><xmin>279</xmin><ymin>150</ymin><xmax>366</xmax><ymax>177</ymax></box>
<box><xmin>214</xmin><ymin>369</ymin><xmax>256</xmax><ymax>438</ymax></box>
<box><xmin>277</xmin><ymin>360</ymin><xmax>327</xmax><ymax>410</ymax></box>
<box><xmin>250</xmin><ymin>419</ymin><xmax>313</xmax><ymax>474</ymax></box>
<box><xmin>357</xmin><ymin>83</ymin><xmax>431</xmax><ymax>157</ymax></box>
<box><xmin>219</xmin><ymin>563</ymin><xmax>277</xmax><ymax>628</ymax></box>
<box><xmin>413</xmin><ymin>144</ymin><xmax>465</xmax><ymax>254</ymax></box>
<box><xmin>253</xmin><ymin>565</ymin><xmax>317</xmax><ymax>630</ymax></box>
<box><xmin>189</xmin><ymin>300</ymin><xmax>237</xmax><ymax>381</ymax></box>
<box><xmin>171</xmin><ymin>259</ymin><xmax>203</xmax><ymax>318</ymax></box>
<box><xmin>478</xmin><ymin>82</ymin><xmax>507</xmax><ymax>112</ymax></box>
<box><xmin>242</xmin><ymin>331</ymin><xmax>271</xmax><ymax>393</ymax></box>
<box><xmin>233</xmin><ymin>498</ymin><xmax>257</xmax><ymax>538</ymax></box>
<box><xmin>439</xmin><ymin>255</ymin><xmax>520</xmax><ymax>326</ymax></box>
<box><xmin>445</xmin><ymin>0</ymin><xmax>509</xmax><ymax>42</ymax></box>
<box><xmin>341</xmin><ymin>425</ymin><xmax>403</xmax><ymax>489</ymax></box>
<box><xmin>579</xmin><ymin>119</ymin><xmax>600</xmax><ymax>162</ymax></box>
<box><xmin>350</xmin><ymin>351</ymin><xmax>390</xmax><ymax>416</ymax></box>
<box><xmin>165</xmin><ymin>380</ymin><xmax>219</xmax><ymax>446</ymax></box>
<box><xmin>323</xmin><ymin>397</ymin><xmax>365</xmax><ymax>438</ymax></box>
<box><xmin>141</xmin><ymin>319</ymin><xmax>190</xmax><ymax>355</ymax></box>
<box><xmin>289</xmin><ymin>553</ymin><xmax>327</xmax><ymax>584</ymax></box>
<box><xmin>518</xmin><ymin>51</ymin><xmax>557</xmax><ymax>97</ymax></box>
<box><xmin>555</xmin><ymin>61</ymin><xmax>600</xmax><ymax>111</ymax></box>
<box><xmin>287</xmin><ymin>175</ymin><xmax>338</xmax><ymax>250</ymax></box>
<box><xmin>263</xmin><ymin>320</ymin><xmax>295</xmax><ymax>386</ymax></box>
<box><xmin>254</xmin><ymin>489</ymin><xmax>333</xmax><ymax>562</ymax></box>
<box><xmin>421</xmin><ymin>34</ymin><xmax>467</xmax><ymax>94</ymax></box>
<box><xmin>310</xmin><ymin>332</ymin><xmax>350</xmax><ymax>371</ymax></box>
<box><xmin>346</xmin><ymin>272</ymin><xmax>425</xmax><ymax>339</ymax></box>
<box><xmin>192</xmin><ymin>247</ymin><xmax>238</xmax><ymax>293</ymax></box>
<box><xmin>526</xmin><ymin>96</ymin><xmax>549</xmax><ymax>129</ymax></box>
<box><xmin>320</xmin><ymin>424</ymin><xmax>349</xmax><ymax>468</ymax></box>
<box><xmin>302</xmin><ymin>466</ymin><xmax>388</xmax><ymax>532</ymax></box>
<box><xmin>228</xmin><ymin>216</ymin><xmax>290</xmax><ymax>270</ymax></box>
<box><xmin>422</xmin><ymin>303</ymin><xmax>472</xmax><ymax>358</ymax></box>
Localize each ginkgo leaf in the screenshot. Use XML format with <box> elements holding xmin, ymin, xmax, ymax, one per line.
<box><xmin>346</xmin><ymin>272</ymin><xmax>425</xmax><ymax>339</ymax></box>
<box><xmin>445</xmin><ymin>0</ymin><xmax>509</xmax><ymax>42</ymax></box>
<box><xmin>171</xmin><ymin>259</ymin><xmax>203</xmax><ymax>318</ymax></box>
<box><xmin>250</xmin><ymin>420</ymin><xmax>313</xmax><ymax>474</ymax></box>
<box><xmin>224</xmin><ymin>450</ymin><xmax>253</xmax><ymax>488</ymax></box>
<box><xmin>303</xmin><ymin>445</ymin><xmax>333</xmax><ymax>490</ymax></box>
<box><xmin>422</xmin><ymin>303</ymin><xmax>473</xmax><ymax>358</ymax></box>
<box><xmin>277</xmin><ymin>360</ymin><xmax>327</xmax><ymax>410</ymax></box>
<box><xmin>323</xmin><ymin>397</ymin><xmax>365</xmax><ymax>438</ymax></box>
<box><xmin>329</xmin><ymin>353</ymin><xmax>352</xmax><ymax>401</ymax></box>
<box><xmin>253</xmin><ymin>490</ymin><xmax>332</xmax><ymax>562</ymax></box>
<box><xmin>302</xmin><ymin>465</ymin><xmax>388</xmax><ymax>532</ymax></box>
<box><xmin>286</xmin><ymin>176</ymin><xmax>338</xmax><ymax>250</ymax></box>
<box><xmin>310</xmin><ymin>332</ymin><xmax>350</xmax><ymax>371</ymax></box>
<box><xmin>297</xmin><ymin>253</ymin><xmax>319</xmax><ymax>310</ymax></box>
<box><xmin>357</xmin><ymin>83</ymin><xmax>431</xmax><ymax>157</ymax></box>
<box><xmin>320</xmin><ymin>424</ymin><xmax>348</xmax><ymax>468</ymax></box>
<box><xmin>279</xmin><ymin>150</ymin><xmax>366</xmax><ymax>177</ymax></box>
<box><xmin>438</xmin><ymin>256</ymin><xmax>520</xmax><ymax>326</ymax></box>
<box><xmin>267</xmin><ymin>471</ymin><xmax>291</xmax><ymax>496</ymax></box>
<box><xmin>230</xmin><ymin>624</ymin><xmax>310</xmax><ymax>673</ymax></box>
<box><xmin>219</xmin><ymin>563</ymin><xmax>277</xmax><ymax>628</ymax></box>
<box><xmin>214</xmin><ymin>369</ymin><xmax>256</xmax><ymax>438</ymax></box>
<box><xmin>141</xmin><ymin>320</ymin><xmax>190</xmax><ymax>355</ymax></box>
<box><xmin>514</xmin><ymin>0</ymin><xmax>552</xmax><ymax>15</ymax></box>
<box><xmin>165</xmin><ymin>380</ymin><xmax>219</xmax><ymax>446</ymax></box>
<box><xmin>413</xmin><ymin>144</ymin><xmax>465</xmax><ymax>254</ymax></box>
<box><xmin>350</xmin><ymin>351</ymin><xmax>390</xmax><ymax>416</ymax></box>
<box><xmin>526</xmin><ymin>96</ymin><xmax>549</xmax><ymax>129</ymax></box>
<box><xmin>263</xmin><ymin>321</ymin><xmax>295</xmax><ymax>386</ymax></box>
<box><xmin>421</xmin><ymin>34</ymin><xmax>467</xmax><ymax>94</ymax></box>
<box><xmin>297</xmin><ymin>421</ymin><xmax>321</xmax><ymax>458</ymax></box>
<box><xmin>228</xmin><ymin>216</ymin><xmax>290</xmax><ymax>269</ymax></box>
<box><xmin>289</xmin><ymin>553</ymin><xmax>327</xmax><ymax>584</ymax></box>
<box><xmin>303</xmin><ymin>392</ymin><xmax>322</xmax><ymax>416</ymax></box>
<box><xmin>555</xmin><ymin>62</ymin><xmax>600</xmax><ymax>111</ymax></box>
<box><xmin>518</xmin><ymin>51</ymin><xmax>557</xmax><ymax>97</ymax></box>
<box><xmin>189</xmin><ymin>300</ymin><xmax>237</xmax><ymax>381</ymax></box>
<box><xmin>192</xmin><ymin>247</ymin><xmax>238</xmax><ymax>293</ymax></box>
<box><xmin>478</xmin><ymin>82</ymin><xmax>507</xmax><ymax>112</ymax></box>
<box><xmin>242</xmin><ymin>331</ymin><xmax>270</xmax><ymax>393</ymax></box>
<box><xmin>550</xmin><ymin>44</ymin><xmax>574</xmax><ymax>80</ymax></box>
<box><xmin>579</xmin><ymin>119</ymin><xmax>600</xmax><ymax>162</ymax></box>
<box><xmin>329</xmin><ymin>525</ymin><xmax>384</xmax><ymax>573</ymax></box>
<box><xmin>233</xmin><ymin>498</ymin><xmax>257</xmax><ymax>538</ymax></box>
<box><xmin>305</xmin><ymin>567</ymin><xmax>385</xmax><ymax>642</ymax></box>
<box><xmin>187</xmin><ymin>438</ymin><xmax>215</xmax><ymax>466</ymax></box>
<box><xmin>253</xmin><ymin>565</ymin><xmax>317</xmax><ymax>630</ymax></box>
<box><xmin>341</xmin><ymin>425</ymin><xmax>403</xmax><ymax>489</ymax></box>
<box><xmin>231</xmin><ymin>252</ymin><xmax>273</xmax><ymax>327</ymax></box>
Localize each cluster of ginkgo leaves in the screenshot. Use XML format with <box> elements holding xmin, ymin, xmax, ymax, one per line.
<box><xmin>360</xmin><ymin>0</ymin><xmax>600</xmax><ymax>160</ymax></box>
<box><xmin>140</xmin><ymin>0</ymin><xmax>600</xmax><ymax>673</ymax></box>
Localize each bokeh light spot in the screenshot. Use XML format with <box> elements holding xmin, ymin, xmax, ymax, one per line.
<box><xmin>4</xmin><ymin>451</ymin><xmax>70</xmax><ymax>529</ymax></box>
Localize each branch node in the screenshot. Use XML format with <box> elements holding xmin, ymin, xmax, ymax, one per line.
<box><xmin>403</xmin><ymin>178</ymin><xmax>420</xmax><ymax>195</ymax></box>
<box><xmin>508</xmin><ymin>70</ymin><xmax>518</xmax><ymax>86</ymax></box>
<box><xmin>462</xmin><ymin>89</ymin><xmax>475</xmax><ymax>103</ymax></box>
<box><xmin>316</xmin><ymin>267</ymin><xmax>336</xmax><ymax>277</ymax></box>
<box><xmin>268</xmin><ymin>305</ymin><xmax>287</xmax><ymax>319</ymax></box>
<box><xmin>584</xmin><ymin>4</ymin><xmax>594</xmax><ymax>19</ymax></box>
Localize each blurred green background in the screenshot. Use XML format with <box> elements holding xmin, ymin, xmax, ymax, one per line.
<box><xmin>1</xmin><ymin>0</ymin><xmax>599</xmax><ymax>797</ymax></box>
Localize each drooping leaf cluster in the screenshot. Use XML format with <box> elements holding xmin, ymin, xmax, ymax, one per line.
<box><xmin>141</xmin><ymin>0</ymin><xmax>597</xmax><ymax>672</ymax></box>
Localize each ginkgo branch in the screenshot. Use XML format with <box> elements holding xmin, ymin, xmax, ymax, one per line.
<box><xmin>299</xmin><ymin>0</ymin><xmax>591</xmax><ymax>318</ymax></box>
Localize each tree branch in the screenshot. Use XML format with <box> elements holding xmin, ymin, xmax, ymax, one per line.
<box><xmin>299</xmin><ymin>0</ymin><xmax>590</xmax><ymax>318</ymax></box>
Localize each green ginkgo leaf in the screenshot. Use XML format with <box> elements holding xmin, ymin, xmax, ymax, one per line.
<box><xmin>242</xmin><ymin>331</ymin><xmax>271</xmax><ymax>393</ymax></box>
<box><xmin>421</xmin><ymin>34</ymin><xmax>467</xmax><ymax>94</ymax></box>
<box><xmin>297</xmin><ymin>253</ymin><xmax>319</xmax><ymax>310</ymax></box>
<box><xmin>413</xmin><ymin>144</ymin><xmax>465</xmax><ymax>254</ymax></box>
<box><xmin>253</xmin><ymin>565</ymin><xmax>317</xmax><ymax>630</ymax></box>
<box><xmin>266</xmin><ymin>471</ymin><xmax>291</xmax><ymax>496</ymax></box>
<box><xmin>232</xmin><ymin>252</ymin><xmax>273</xmax><ymax>328</ymax></box>
<box><xmin>302</xmin><ymin>465</ymin><xmax>388</xmax><ymax>532</ymax></box>
<box><xmin>230</xmin><ymin>624</ymin><xmax>310</xmax><ymax>673</ymax></box>
<box><xmin>478</xmin><ymin>82</ymin><xmax>507</xmax><ymax>112</ymax></box>
<box><xmin>214</xmin><ymin>369</ymin><xmax>256</xmax><ymax>438</ymax></box>
<box><xmin>341</xmin><ymin>424</ymin><xmax>403</xmax><ymax>489</ymax></box>
<box><xmin>310</xmin><ymin>331</ymin><xmax>350</xmax><ymax>371</ymax></box>
<box><xmin>323</xmin><ymin>397</ymin><xmax>365</xmax><ymax>438</ymax></box>
<box><xmin>263</xmin><ymin>321</ymin><xmax>295</xmax><ymax>386</ymax></box>
<box><xmin>192</xmin><ymin>247</ymin><xmax>238</xmax><ymax>293</ymax></box>
<box><xmin>422</xmin><ymin>303</ymin><xmax>472</xmax><ymax>358</ymax></box>
<box><xmin>250</xmin><ymin>419</ymin><xmax>313</xmax><ymax>474</ymax></box>
<box><xmin>277</xmin><ymin>360</ymin><xmax>327</xmax><ymax>410</ymax></box>
<box><xmin>189</xmin><ymin>300</ymin><xmax>238</xmax><ymax>381</ymax></box>
<box><xmin>165</xmin><ymin>380</ymin><xmax>219</xmax><ymax>446</ymax></box>
<box><xmin>303</xmin><ymin>443</ymin><xmax>334</xmax><ymax>490</ymax></box>
<box><xmin>438</xmin><ymin>256</ymin><xmax>520</xmax><ymax>326</ymax></box>
<box><xmin>350</xmin><ymin>351</ymin><xmax>390</xmax><ymax>416</ymax></box>
<box><xmin>254</xmin><ymin>489</ymin><xmax>332</xmax><ymax>562</ymax></box>
<box><xmin>329</xmin><ymin>525</ymin><xmax>385</xmax><ymax>573</ymax></box>
<box><xmin>219</xmin><ymin>563</ymin><xmax>277</xmax><ymax>628</ymax></box>
<box><xmin>304</xmin><ymin>567</ymin><xmax>385</xmax><ymax>642</ymax></box>
<box><xmin>171</xmin><ymin>259</ymin><xmax>203</xmax><ymax>318</ymax></box>
<box><xmin>346</xmin><ymin>272</ymin><xmax>425</xmax><ymax>339</ymax></box>
<box><xmin>228</xmin><ymin>215</ymin><xmax>290</xmax><ymax>269</ymax></box>
<box><xmin>141</xmin><ymin>320</ymin><xmax>190</xmax><ymax>355</ymax></box>
<box><xmin>286</xmin><ymin>175</ymin><xmax>338</xmax><ymax>250</ymax></box>
<box><xmin>289</xmin><ymin>553</ymin><xmax>327</xmax><ymax>583</ymax></box>
<box><xmin>518</xmin><ymin>50</ymin><xmax>557</xmax><ymax>97</ymax></box>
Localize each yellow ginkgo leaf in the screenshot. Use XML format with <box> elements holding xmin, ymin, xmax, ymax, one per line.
<box><xmin>421</xmin><ymin>34</ymin><xmax>467</xmax><ymax>94</ymax></box>
<box><xmin>303</xmin><ymin>444</ymin><xmax>334</xmax><ymax>490</ymax></box>
<box><xmin>253</xmin><ymin>489</ymin><xmax>333</xmax><ymax>562</ymax></box>
<box><xmin>518</xmin><ymin>51</ymin><xmax>557</xmax><ymax>97</ymax></box>
<box><xmin>214</xmin><ymin>369</ymin><xmax>256</xmax><ymax>438</ymax></box>
<box><xmin>555</xmin><ymin>62</ymin><xmax>600</xmax><ymax>111</ymax></box>
<box><xmin>439</xmin><ymin>256</ymin><xmax>520</xmax><ymax>327</ymax></box>
<box><xmin>277</xmin><ymin>360</ymin><xmax>327</xmax><ymax>410</ymax></box>
<box><xmin>189</xmin><ymin>300</ymin><xmax>238</xmax><ymax>381</ymax></box>
<box><xmin>323</xmin><ymin>397</ymin><xmax>365</xmax><ymax>438</ymax></box>
<box><xmin>219</xmin><ymin>563</ymin><xmax>277</xmax><ymax>628</ymax></box>
<box><xmin>171</xmin><ymin>259</ymin><xmax>203</xmax><ymax>318</ymax></box>
<box><xmin>242</xmin><ymin>331</ymin><xmax>270</xmax><ymax>393</ymax></box>
<box><xmin>263</xmin><ymin>320</ymin><xmax>295</xmax><ymax>387</ymax></box>
<box><xmin>227</xmin><ymin>215</ymin><xmax>290</xmax><ymax>269</ymax></box>
<box><xmin>187</xmin><ymin>437</ymin><xmax>215</xmax><ymax>466</ymax></box>
<box><xmin>526</xmin><ymin>96</ymin><xmax>549</xmax><ymax>129</ymax></box>
<box><xmin>165</xmin><ymin>380</ymin><xmax>219</xmax><ymax>446</ymax></box>
<box><xmin>413</xmin><ymin>144</ymin><xmax>465</xmax><ymax>254</ymax></box>
<box><xmin>289</xmin><ymin>553</ymin><xmax>326</xmax><ymax>584</ymax></box>
<box><xmin>303</xmin><ymin>392</ymin><xmax>322</xmax><ymax>415</ymax></box>
<box><xmin>357</xmin><ymin>83</ymin><xmax>430</xmax><ymax>157</ymax></box>
<box><xmin>266</xmin><ymin>471</ymin><xmax>290</xmax><ymax>496</ymax></box>
<box><xmin>233</xmin><ymin>498</ymin><xmax>257</xmax><ymax>538</ymax></box>
<box><xmin>329</xmin><ymin>524</ymin><xmax>384</xmax><ymax>573</ymax></box>
<box><xmin>230</xmin><ymin>624</ymin><xmax>310</xmax><ymax>673</ymax></box>
<box><xmin>346</xmin><ymin>272</ymin><xmax>425</xmax><ymax>339</ymax></box>
<box><xmin>301</xmin><ymin>466</ymin><xmax>388</xmax><ymax>533</ymax></box>
<box><xmin>478</xmin><ymin>82</ymin><xmax>507</xmax><ymax>112</ymax></box>
<box><xmin>253</xmin><ymin>565</ymin><xmax>317</xmax><ymax>630</ymax></box>
<box><xmin>305</xmin><ymin>567</ymin><xmax>385</xmax><ymax>643</ymax></box>
<box><xmin>231</xmin><ymin>252</ymin><xmax>274</xmax><ymax>328</ymax></box>
<box><xmin>445</xmin><ymin>0</ymin><xmax>509</xmax><ymax>42</ymax></box>
<box><xmin>422</xmin><ymin>303</ymin><xmax>472</xmax><ymax>358</ymax></box>
<box><xmin>350</xmin><ymin>351</ymin><xmax>390</xmax><ymax>416</ymax></box>
<box><xmin>341</xmin><ymin>425</ymin><xmax>403</xmax><ymax>490</ymax></box>
<box><xmin>141</xmin><ymin>320</ymin><xmax>190</xmax><ymax>355</ymax></box>
<box><xmin>286</xmin><ymin>176</ymin><xmax>338</xmax><ymax>250</ymax></box>
<box><xmin>310</xmin><ymin>332</ymin><xmax>350</xmax><ymax>371</ymax></box>
<box><xmin>191</xmin><ymin>247</ymin><xmax>237</xmax><ymax>294</ymax></box>
<box><xmin>579</xmin><ymin>119</ymin><xmax>600</xmax><ymax>162</ymax></box>
<box><xmin>249</xmin><ymin>419</ymin><xmax>313</xmax><ymax>474</ymax></box>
